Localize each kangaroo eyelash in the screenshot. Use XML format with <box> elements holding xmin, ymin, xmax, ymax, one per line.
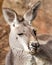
<box><xmin>18</xmin><ymin>33</ymin><xmax>24</xmax><ymax>36</ymax></box>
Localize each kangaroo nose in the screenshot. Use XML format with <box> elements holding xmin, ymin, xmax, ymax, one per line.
<box><xmin>31</xmin><ymin>42</ymin><xmax>40</xmax><ymax>48</ymax></box>
<box><xmin>30</xmin><ymin>42</ymin><xmax>40</xmax><ymax>54</ymax></box>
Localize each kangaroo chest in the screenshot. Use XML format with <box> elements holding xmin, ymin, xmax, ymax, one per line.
<box><xmin>11</xmin><ymin>49</ymin><xmax>32</xmax><ymax>65</ymax></box>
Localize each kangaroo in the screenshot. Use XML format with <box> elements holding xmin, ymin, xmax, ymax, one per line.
<box><xmin>2</xmin><ymin>1</ymin><xmax>52</xmax><ymax>65</ymax></box>
<box><xmin>2</xmin><ymin>1</ymin><xmax>41</xmax><ymax>65</ymax></box>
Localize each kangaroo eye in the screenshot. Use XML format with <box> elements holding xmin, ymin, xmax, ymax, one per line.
<box><xmin>18</xmin><ymin>33</ymin><xmax>24</xmax><ymax>36</ymax></box>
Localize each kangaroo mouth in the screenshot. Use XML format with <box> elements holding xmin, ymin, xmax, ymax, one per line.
<box><xmin>29</xmin><ymin>42</ymin><xmax>40</xmax><ymax>55</ymax></box>
<box><xmin>29</xmin><ymin>47</ymin><xmax>40</xmax><ymax>55</ymax></box>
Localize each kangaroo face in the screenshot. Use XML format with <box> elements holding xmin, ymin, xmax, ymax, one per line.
<box><xmin>2</xmin><ymin>1</ymin><xmax>41</xmax><ymax>52</ymax></box>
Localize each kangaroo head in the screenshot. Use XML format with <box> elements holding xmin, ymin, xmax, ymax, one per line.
<box><xmin>2</xmin><ymin>1</ymin><xmax>41</xmax><ymax>52</ymax></box>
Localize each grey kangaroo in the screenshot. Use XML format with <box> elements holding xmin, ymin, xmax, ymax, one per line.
<box><xmin>2</xmin><ymin>1</ymin><xmax>52</xmax><ymax>65</ymax></box>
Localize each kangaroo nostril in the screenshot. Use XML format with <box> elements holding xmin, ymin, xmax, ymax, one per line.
<box><xmin>31</xmin><ymin>42</ymin><xmax>40</xmax><ymax>48</ymax></box>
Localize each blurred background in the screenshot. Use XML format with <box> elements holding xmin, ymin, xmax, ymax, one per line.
<box><xmin>0</xmin><ymin>0</ymin><xmax>52</xmax><ymax>65</ymax></box>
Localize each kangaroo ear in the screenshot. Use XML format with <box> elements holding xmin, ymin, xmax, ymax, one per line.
<box><xmin>24</xmin><ymin>1</ymin><xmax>41</xmax><ymax>24</ymax></box>
<box><xmin>2</xmin><ymin>8</ymin><xmax>17</xmax><ymax>25</ymax></box>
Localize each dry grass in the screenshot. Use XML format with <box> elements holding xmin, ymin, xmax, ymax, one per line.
<box><xmin>0</xmin><ymin>1</ymin><xmax>9</xmax><ymax>65</ymax></box>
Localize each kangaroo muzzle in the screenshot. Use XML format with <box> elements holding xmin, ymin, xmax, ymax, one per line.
<box><xmin>29</xmin><ymin>41</ymin><xmax>40</xmax><ymax>54</ymax></box>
